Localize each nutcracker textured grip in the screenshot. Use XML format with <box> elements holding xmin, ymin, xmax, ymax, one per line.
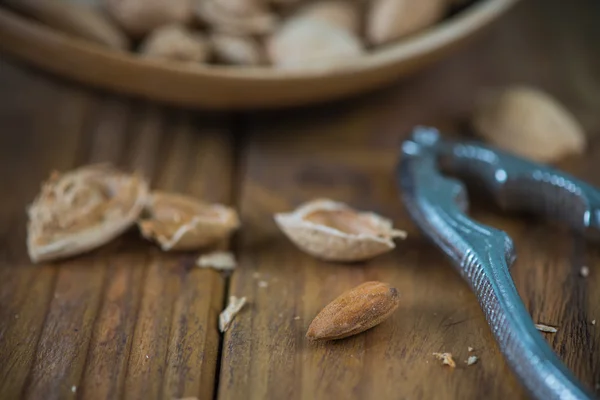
<box><xmin>398</xmin><ymin>127</ymin><xmax>595</xmax><ymax>400</ymax></box>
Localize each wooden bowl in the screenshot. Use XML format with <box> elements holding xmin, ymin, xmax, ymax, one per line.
<box><xmin>0</xmin><ymin>0</ymin><xmax>518</xmax><ymax>110</ymax></box>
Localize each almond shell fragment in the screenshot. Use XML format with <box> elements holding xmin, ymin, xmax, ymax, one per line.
<box><xmin>138</xmin><ymin>191</ymin><xmax>240</xmax><ymax>251</ymax></box>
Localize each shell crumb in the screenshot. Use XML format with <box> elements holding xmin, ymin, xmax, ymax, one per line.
<box><xmin>592</xmin><ymin>320</ymin><xmax>596</xmax><ymax>326</ymax></box>
<box><xmin>467</xmin><ymin>346</ymin><xmax>474</xmax><ymax>352</ymax></box>
<box><xmin>432</xmin><ymin>352</ymin><xmax>456</xmax><ymax>368</ymax></box>
<box><xmin>71</xmin><ymin>386</ymin><xmax>77</xmax><ymax>393</ymax></box>
<box><xmin>466</xmin><ymin>355</ymin><xmax>478</xmax><ymax>366</ymax></box>
<box><xmin>580</xmin><ymin>266</ymin><xmax>590</xmax><ymax>277</ymax></box>
<box><xmin>219</xmin><ymin>296</ymin><xmax>247</xmax><ymax>333</ymax></box>
<box><xmin>197</xmin><ymin>251</ymin><xmax>237</xmax><ymax>271</ymax></box>
<box><xmin>258</xmin><ymin>280</ymin><xmax>269</xmax><ymax>288</ymax></box>
<box><xmin>535</xmin><ymin>323</ymin><xmax>558</xmax><ymax>333</ymax></box>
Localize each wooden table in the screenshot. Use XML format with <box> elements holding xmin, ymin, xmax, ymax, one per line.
<box><xmin>1</xmin><ymin>0</ymin><xmax>600</xmax><ymax>398</ymax></box>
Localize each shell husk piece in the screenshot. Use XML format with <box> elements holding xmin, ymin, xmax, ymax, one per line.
<box><xmin>27</xmin><ymin>164</ymin><xmax>149</xmax><ymax>263</ymax></box>
<box><xmin>139</xmin><ymin>192</ymin><xmax>240</xmax><ymax>251</ymax></box>
<box><xmin>219</xmin><ymin>295</ymin><xmax>247</xmax><ymax>332</ymax></box>
<box><xmin>274</xmin><ymin>199</ymin><xmax>406</xmax><ymax>262</ymax></box>
<box><xmin>197</xmin><ymin>251</ymin><xmax>237</xmax><ymax>271</ymax></box>
<box><xmin>139</xmin><ymin>25</ymin><xmax>210</xmax><ymax>63</ymax></box>
<box><xmin>104</xmin><ymin>0</ymin><xmax>193</xmax><ymax>38</ymax></box>
<box><xmin>472</xmin><ymin>86</ymin><xmax>586</xmax><ymax>163</ymax></box>
<box><xmin>267</xmin><ymin>17</ymin><xmax>363</xmax><ymax>70</ymax></box>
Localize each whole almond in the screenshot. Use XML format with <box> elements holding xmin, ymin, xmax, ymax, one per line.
<box><xmin>306</xmin><ymin>281</ymin><xmax>400</xmax><ymax>341</ymax></box>
<box><xmin>472</xmin><ymin>86</ymin><xmax>586</xmax><ymax>163</ymax></box>
<box><xmin>5</xmin><ymin>0</ymin><xmax>129</xmax><ymax>49</ymax></box>
<box><xmin>366</xmin><ymin>0</ymin><xmax>446</xmax><ymax>45</ymax></box>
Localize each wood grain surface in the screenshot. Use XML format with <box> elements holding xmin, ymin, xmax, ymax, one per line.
<box><xmin>1</xmin><ymin>0</ymin><xmax>600</xmax><ymax>399</ymax></box>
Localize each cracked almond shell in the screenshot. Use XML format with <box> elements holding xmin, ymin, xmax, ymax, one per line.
<box><xmin>104</xmin><ymin>0</ymin><xmax>193</xmax><ymax>38</ymax></box>
<box><xmin>274</xmin><ymin>199</ymin><xmax>406</xmax><ymax>262</ymax></box>
<box><xmin>138</xmin><ymin>191</ymin><xmax>240</xmax><ymax>251</ymax></box>
<box><xmin>139</xmin><ymin>25</ymin><xmax>210</xmax><ymax>63</ymax></box>
<box><xmin>27</xmin><ymin>164</ymin><xmax>149</xmax><ymax>263</ymax></box>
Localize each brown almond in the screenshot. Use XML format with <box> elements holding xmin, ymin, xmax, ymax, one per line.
<box><xmin>306</xmin><ymin>281</ymin><xmax>400</xmax><ymax>341</ymax></box>
<box><xmin>5</xmin><ymin>0</ymin><xmax>129</xmax><ymax>49</ymax></box>
<box><xmin>472</xmin><ymin>86</ymin><xmax>586</xmax><ymax>163</ymax></box>
<box><xmin>366</xmin><ymin>0</ymin><xmax>446</xmax><ymax>45</ymax></box>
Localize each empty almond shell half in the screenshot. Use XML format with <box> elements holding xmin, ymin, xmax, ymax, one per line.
<box><xmin>27</xmin><ymin>164</ymin><xmax>149</xmax><ymax>263</ymax></box>
<box><xmin>274</xmin><ymin>199</ymin><xmax>406</xmax><ymax>262</ymax></box>
<box><xmin>138</xmin><ymin>191</ymin><xmax>240</xmax><ymax>251</ymax></box>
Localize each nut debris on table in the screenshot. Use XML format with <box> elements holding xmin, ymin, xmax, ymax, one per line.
<box><xmin>432</xmin><ymin>352</ymin><xmax>456</xmax><ymax>368</ymax></box>
<box><xmin>197</xmin><ymin>251</ymin><xmax>237</xmax><ymax>271</ymax></box>
<box><xmin>535</xmin><ymin>323</ymin><xmax>558</xmax><ymax>333</ymax></box>
<box><xmin>219</xmin><ymin>296</ymin><xmax>247</xmax><ymax>333</ymax></box>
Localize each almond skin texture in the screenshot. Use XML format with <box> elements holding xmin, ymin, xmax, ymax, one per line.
<box><xmin>472</xmin><ymin>86</ymin><xmax>586</xmax><ymax>163</ymax></box>
<box><xmin>306</xmin><ymin>281</ymin><xmax>400</xmax><ymax>341</ymax></box>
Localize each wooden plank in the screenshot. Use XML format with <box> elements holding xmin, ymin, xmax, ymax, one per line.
<box><xmin>218</xmin><ymin>0</ymin><xmax>600</xmax><ymax>398</ymax></box>
<box><xmin>0</xmin><ymin>60</ymin><xmax>93</xmax><ymax>399</ymax></box>
<box><xmin>0</xmin><ymin>62</ymin><xmax>234</xmax><ymax>399</ymax></box>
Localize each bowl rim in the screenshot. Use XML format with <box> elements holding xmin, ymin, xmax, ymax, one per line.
<box><xmin>0</xmin><ymin>0</ymin><xmax>519</xmax><ymax>82</ymax></box>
